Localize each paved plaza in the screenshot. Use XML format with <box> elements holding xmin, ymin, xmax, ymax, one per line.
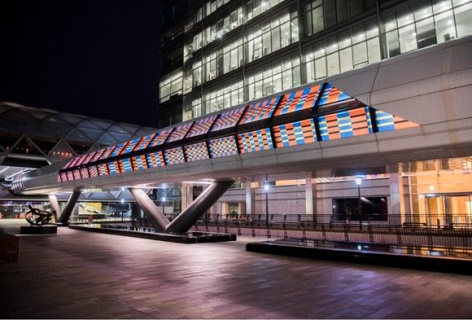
<box><xmin>1</xmin><ymin>221</ymin><xmax>472</xmax><ymax>319</ymax></box>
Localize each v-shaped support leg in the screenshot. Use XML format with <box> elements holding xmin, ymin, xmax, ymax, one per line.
<box><xmin>130</xmin><ymin>180</ymin><xmax>233</xmax><ymax>234</ymax></box>
<box><xmin>165</xmin><ymin>180</ymin><xmax>234</xmax><ymax>233</ymax></box>
<box><xmin>129</xmin><ymin>188</ymin><xmax>170</xmax><ymax>232</ymax></box>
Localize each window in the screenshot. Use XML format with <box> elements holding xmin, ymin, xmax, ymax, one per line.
<box><xmin>380</xmin><ymin>0</ymin><xmax>472</xmax><ymax>58</ymax></box>
<box><xmin>246</xmin><ymin>8</ymin><xmax>298</xmax><ymax>63</ymax></box>
<box><xmin>332</xmin><ymin>197</ymin><xmax>388</xmax><ymax>221</ymax></box>
<box><xmin>302</xmin><ymin>19</ymin><xmax>380</xmax><ymax>83</ymax></box>
<box><xmin>159</xmin><ymin>70</ymin><xmax>183</xmax><ymax>103</ymax></box>
<box><xmin>247</xmin><ymin>54</ymin><xmax>300</xmax><ymax>101</ymax></box>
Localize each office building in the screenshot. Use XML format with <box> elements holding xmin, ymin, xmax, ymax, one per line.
<box><xmin>156</xmin><ymin>0</ymin><xmax>472</xmax><ymax>224</ymax></box>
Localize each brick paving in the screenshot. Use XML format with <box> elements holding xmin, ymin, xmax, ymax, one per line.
<box><xmin>1</xmin><ymin>222</ymin><xmax>472</xmax><ymax>319</ymax></box>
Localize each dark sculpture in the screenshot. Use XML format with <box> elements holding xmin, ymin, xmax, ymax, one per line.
<box><xmin>25</xmin><ymin>205</ymin><xmax>55</xmax><ymax>226</ymax></box>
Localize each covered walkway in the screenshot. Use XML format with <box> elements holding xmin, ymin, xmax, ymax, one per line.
<box><xmin>1</xmin><ymin>221</ymin><xmax>472</xmax><ymax>319</ymax></box>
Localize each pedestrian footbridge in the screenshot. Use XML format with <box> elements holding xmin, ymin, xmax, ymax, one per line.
<box><xmin>12</xmin><ymin>37</ymin><xmax>472</xmax><ymax>234</ymax></box>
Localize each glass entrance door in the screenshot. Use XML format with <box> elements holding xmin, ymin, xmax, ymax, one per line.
<box><xmin>425</xmin><ymin>196</ymin><xmax>441</xmax><ymax>227</ymax></box>
<box><xmin>444</xmin><ymin>194</ymin><xmax>472</xmax><ymax>225</ymax></box>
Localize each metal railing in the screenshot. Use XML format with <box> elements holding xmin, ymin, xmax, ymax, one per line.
<box><xmin>190</xmin><ymin>213</ymin><xmax>472</xmax><ymax>251</ymax></box>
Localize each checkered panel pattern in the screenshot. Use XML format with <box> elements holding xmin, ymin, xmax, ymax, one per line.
<box><xmin>164</xmin><ymin>147</ymin><xmax>186</xmax><ymax>165</ymax></box>
<box><xmin>108</xmin><ymin>161</ymin><xmax>119</xmax><ymax>174</ymax></box>
<box><xmin>149</xmin><ymin>129</ymin><xmax>172</xmax><ymax>147</ymax></box>
<box><xmin>66</xmin><ymin>171</ymin><xmax>74</xmax><ymax>181</ymax></box>
<box><xmin>97</xmin><ymin>163</ymin><xmax>109</xmax><ymax>176</ymax></box>
<box><xmin>239</xmin><ymin>96</ymin><xmax>280</xmax><ymax>125</ymax></box>
<box><xmin>60</xmin><ymin>172</ymin><xmax>67</xmax><ymax>182</ymax></box>
<box><xmin>375</xmin><ymin>110</ymin><xmax>419</xmax><ymax>132</ymax></box>
<box><xmin>80</xmin><ymin>168</ymin><xmax>90</xmax><ymax>179</ymax></box>
<box><xmin>211</xmin><ymin>107</ymin><xmax>246</xmax><ymax>132</ymax></box>
<box><xmin>167</xmin><ymin>123</ymin><xmax>193</xmax><ymax>143</ymax></box>
<box><xmin>146</xmin><ymin>151</ymin><xmax>165</xmax><ymax>168</ymax></box>
<box><xmin>88</xmin><ymin>166</ymin><xmax>98</xmax><ymax>178</ymax></box>
<box><xmin>119</xmin><ymin>158</ymin><xmax>132</xmax><ymax>173</ymax></box>
<box><xmin>187</xmin><ymin>115</ymin><xmax>217</xmax><ymax>138</ymax></box>
<box><xmin>318</xmin><ymin>83</ymin><xmax>351</xmax><ymax>106</ymax></box>
<box><xmin>134</xmin><ymin>133</ymin><xmax>156</xmax><ymax>151</ymax></box>
<box><xmin>71</xmin><ymin>170</ymin><xmax>80</xmax><ymax>180</ymax></box>
<box><xmin>273</xmin><ymin>119</ymin><xmax>317</xmax><ymax>148</ymax></box>
<box><xmin>237</xmin><ymin>128</ymin><xmax>274</xmax><ymax>153</ymax></box>
<box><xmin>184</xmin><ymin>142</ymin><xmax>210</xmax><ymax>162</ymax></box>
<box><xmin>275</xmin><ymin>85</ymin><xmax>321</xmax><ymax>116</ymax></box>
<box><xmin>131</xmin><ymin>155</ymin><xmax>148</xmax><ymax>171</ymax></box>
<box><xmin>208</xmin><ymin>136</ymin><xmax>239</xmax><ymax>158</ymax></box>
<box><xmin>319</xmin><ymin>107</ymin><xmax>373</xmax><ymax>141</ymax></box>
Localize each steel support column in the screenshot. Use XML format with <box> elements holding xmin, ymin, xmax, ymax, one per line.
<box><xmin>128</xmin><ymin>188</ymin><xmax>170</xmax><ymax>232</ymax></box>
<box><xmin>165</xmin><ymin>180</ymin><xmax>234</xmax><ymax>233</ymax></box>
<box><xmin>57</xmin><ymin>190</ymin><xmax>81</xmax><ymax>224</ymax></box>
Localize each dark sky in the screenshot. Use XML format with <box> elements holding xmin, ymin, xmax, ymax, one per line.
<box><xmin>0</xmin><ymin>0</ymin><xmax>161</xmax><ymax>127</ymax></box>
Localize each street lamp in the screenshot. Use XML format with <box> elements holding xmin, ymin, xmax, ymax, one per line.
<box><xmin>355</xmin><ymin>177</ymin><xmax>362</xmax><ymax>230</ymax></box>
<box><xmin>264</xmin><ymin>182</ymin><xmax>269</xmax><ymax>227</ymax></box>
<box><xmin>161</xmin><ymin>196</ymin><xmax>166</xmax><ymax>215</ymax></box>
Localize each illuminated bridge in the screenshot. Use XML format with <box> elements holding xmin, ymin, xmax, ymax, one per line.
<box><xmin>13</xmin><ymin>37</ymin><xmax>472</xmax><ymax>234</ymax></box>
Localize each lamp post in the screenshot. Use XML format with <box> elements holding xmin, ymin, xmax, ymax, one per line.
<box><xmin>355</xmin><ymin>177</ymin><xmax>362</xmax><ymax>230</ymax></box>
<box><xmin>264</xmin><ymin>182</ymin><xmax>269</xmax><ymax>228</ymax></box>
<box><xmin>161</xmin><ymin>197</ymin><xmax>166</xmax><ymax>215</ymax></box>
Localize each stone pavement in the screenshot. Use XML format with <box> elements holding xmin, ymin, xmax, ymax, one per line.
<box><xmin>1</xmin><ymin>221</ymin><xmax>472</xmax><ymax>319</ymax></box>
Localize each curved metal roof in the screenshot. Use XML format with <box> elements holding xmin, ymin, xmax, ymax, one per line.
<box><xmin>0</xmin><ymin>101</ymin><xmax>157</xmax><ymax>186</ymax></box>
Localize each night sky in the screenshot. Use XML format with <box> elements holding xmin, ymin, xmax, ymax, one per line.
<box><xmin>0</xmin><ymin>0</ymin><xmax>161</xmax><ymax>127</ymax></box>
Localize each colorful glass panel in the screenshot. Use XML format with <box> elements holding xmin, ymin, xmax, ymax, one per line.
<box><xmin>118</xmin><ymin>159</ymin><xmax>132</xmax><ymax>173</ymax></box>
<box><xmin>187</xmin><ymin>115</ymin><xmax>217</xmax><ymax>138</ymax></box>
<box><xmin>109</xmin><ymin>142</ymin><xmax>128</xmax><ymax>157</ymax></box>
<box><xmin>273</xmin><ymin>119</ymin><xmax>317</xmax><ymax>148</ymax></box>
<box><xmin>81</xmin><ymin>151</ymin><xmax>97</xmax><ymax>165</ymax></box>
<box><xmin>184</xmin><ymin>142</ymin><xmax>210</xmax><ymax>162</ymax></box>
<box><xmin>375</xmin><ymin>110</ymin><xmax>419</xmax><ymax>132</ymax></box>
<box><xmin>131</xmin><ymin>155</ymin><xmax>148</xmax><ymax>171</ymax></box>
<box><xmin>90</xmin><ymin>148</ymin><xmax>106</xmax><ymax>162</ymax></box>
<box><xmin>80</xmin><ymin>168</ymin><xmax>89</xmax><ymax>179</ymax></box>
<box><xmin>274</xmin><ymin>85</ymin><xmax>321</xmax><ymax>116</ymax></box>
<box><xmin>167</xmin><ymin>123</ymin><xmax>193</xmax><ymax>143</ymax></box>
<box><xmin>208</xmin><ymin>136</ymin><xmax>239</xmax><ymax>158</ymax></box>
<box><xmin>108</xmin><ymin>161</ymin><xmax>118</xmax><ymax>174</ymax></box>
<box><xmin>239</xmin><ymin>96</ymin><xmax>280</xmax><ymax>125</ymax></box>
<box><xmin>210</xmin><ymin>107</ymin><xmax>246</xmax><ymax>132</ymax></box>
<box><xmin>164</xmin><ymin>147</ymin><xmax>186</xmax><ymax>165</ymax></box>
<box><xmin>318</xmin><ymin>107</ymin><xmax>373</xmax><ymax>141</ymax></box>
<box><xmin>148</xmin><ymin>129</ymin><xmax>173</xmax><ymax>147</ymax></box>
<box><xmin>97</xmin><ymin>163</ymin><xmax>109</xmax><ymax>176</ymax></box>
<box><xmin>99</xmin><ymin>146</ymin><xmax>116</xmax><ymax>160</ymax></box>
<box><xmin>121</xmin><ymin>138</ymin><xmax>140</xmax><ymax>155</ymax></box>
<box><xmin>237</xmin><ymin>128</ymin><xmax>274</xmax><ymax>153</ymax></box>
<box><xmin>133</xmin><ymin>133</ymin><xmax>156</xmax><ymax>151</ymax></box>
<box><xmin>318</xmin><ymin>83</ymin><xmax>351</xmax><ymax>106</ymax></box>
<box><xmin>88</xmin><ymin>166</ymin><xmax>98</xmax><ymax>178</ymax></box>
<box><xmin>146</xmin><ymin>151</ymin><xmax>165</xmax><ymax>168</ymax></box>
